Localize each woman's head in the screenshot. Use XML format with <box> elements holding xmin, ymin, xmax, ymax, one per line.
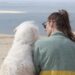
<box><xmin>48</xmin><ymin>12</ymin><xmax>64</xmax><ymax>31</ymax></box>
<box><xmin>42</xmin><ymin>12</ymin><xmax>63</xmax><ymax>36</ymax></box>
<box><xmin>43</xmin><ymin>9</ymin><xmax>75</xmax><ymax>41</ymax></box>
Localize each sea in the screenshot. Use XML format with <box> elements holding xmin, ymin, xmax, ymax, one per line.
<box><xmin>0</xmin><ymin>1</ymin><xmax>75</xmax><ymax>35</ymax></box>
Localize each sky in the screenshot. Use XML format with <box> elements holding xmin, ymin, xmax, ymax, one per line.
<box><xmin>0</xmin><ymin>0</ymin><xmax>75</xmax><ymax>3</ymax></box>
<box><xmin>0</xmin><ymin>0</ymin><xmax>75</xmax><ymax>34</ymax></box>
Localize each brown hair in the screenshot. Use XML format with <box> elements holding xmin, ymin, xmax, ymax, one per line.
<box><xmin>48</xmin><ymin>10</ymin><xmax>75</xmax><ymax>42</ymax></box>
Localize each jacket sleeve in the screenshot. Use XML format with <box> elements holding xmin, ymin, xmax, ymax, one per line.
<box><xmin>32</xmin><ymin>44</ymin><xmax>41</xmax><ymax>75</ymax></box>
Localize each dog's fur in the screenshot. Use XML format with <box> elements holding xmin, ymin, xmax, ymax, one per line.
<box><xmin>0</xmin><ymin>21</ymin><xmax>39</xmax><ymax>75</ymax></box>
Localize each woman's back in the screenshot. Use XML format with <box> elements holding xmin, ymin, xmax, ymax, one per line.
<box><xmin>33</xmin><ymin>31</ymin><xmax>75</xmax><ymax>75</ymax></box>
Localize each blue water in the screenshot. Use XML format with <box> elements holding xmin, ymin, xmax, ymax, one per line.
<box><xmin>0</xmin><ymin>2</ymin><xmax>75</xmax><ymax>35</ymax></box>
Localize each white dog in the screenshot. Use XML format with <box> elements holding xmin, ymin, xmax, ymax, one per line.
<box><xmin>0</xmin><ymin>21</ymin><xmax>39</xmax><ymax>75</ymax></box>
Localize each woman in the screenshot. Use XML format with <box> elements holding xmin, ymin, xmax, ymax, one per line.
<box><xmin>33</xmin><ymin>10</ymin><xmax>75</xmax><ymax>75</ymax></box>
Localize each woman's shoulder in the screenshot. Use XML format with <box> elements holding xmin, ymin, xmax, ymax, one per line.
<box><xmin>35</xmin><ymin>37</ymin><xmax>53</xmax><ymax>47</ymax></box>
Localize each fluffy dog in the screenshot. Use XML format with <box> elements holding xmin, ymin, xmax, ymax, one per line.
<box><xmin>0</xmin><ymin>21</ymin><xmax>39</xmax><ymax>75</ymax></box>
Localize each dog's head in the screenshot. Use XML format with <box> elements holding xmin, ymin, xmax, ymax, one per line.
<box><xmin>14</xmin><ymin>21</ymin><xmax>39</xmax><ymax>44</ymax></box>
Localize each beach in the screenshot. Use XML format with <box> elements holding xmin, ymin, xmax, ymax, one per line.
<box><xmin>0</xmin><ymin>33</ymin><xmax>44</xmax><ymax>68</ymax></box>
<box><xmin>0</xmin><ymin>34</ymin><xmax>13</xmax><ymax>68</ymax></box>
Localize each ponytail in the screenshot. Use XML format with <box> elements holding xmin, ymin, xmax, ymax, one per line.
<box><xmin>59</xmin><ymin>9</ymin><xmax>75</xmax><ymax>42</ymax></box>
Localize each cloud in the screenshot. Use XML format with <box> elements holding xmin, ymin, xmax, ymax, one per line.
<box><xmin>0</xmin><ymin>10</ymin><xmax>27</xmax><ymax>14</ymax></box>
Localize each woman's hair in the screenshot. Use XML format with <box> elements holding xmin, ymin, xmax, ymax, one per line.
<box><xmin>48</xmin><ymin>9</ymin><xmax>75</xmax><ymax>42</ymax></box>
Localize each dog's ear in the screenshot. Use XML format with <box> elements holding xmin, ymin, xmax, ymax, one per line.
<box><xmin>31</xmin><ymin>27</ymin><xmax>39</xmax><ymax>40</ymax></box>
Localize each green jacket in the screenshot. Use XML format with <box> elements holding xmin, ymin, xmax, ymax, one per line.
<box><xmin>33</xmin><ymin>31</ymin><xmax>75</xmax><ymax>75</ymax></box>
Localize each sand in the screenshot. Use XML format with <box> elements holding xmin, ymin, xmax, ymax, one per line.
<box><xmin>0</xmin><ymin>34</ymin><xmax>14</xmax><ymax>68</ymax></box>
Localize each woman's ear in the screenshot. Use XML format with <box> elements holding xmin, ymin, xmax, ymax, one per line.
<box><xmin>31</xmin><ymin>27</ymin><xmax>39</xmax><ymax>40</ymax></box>
<box><xmin>51</xmin><ymin>21</ymin><xmax>56</xmax><ymax>28</ymax></box>
<box><xmin>49</xmin><ymin>21</ymin><xmax>53</xmax><ymax>28</ymax></box>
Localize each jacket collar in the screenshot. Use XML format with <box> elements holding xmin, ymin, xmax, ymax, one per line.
<box><xmin>50</xmin><ymin>31</ymin><xmax>66</xmax><ymax>37</ymax></box>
